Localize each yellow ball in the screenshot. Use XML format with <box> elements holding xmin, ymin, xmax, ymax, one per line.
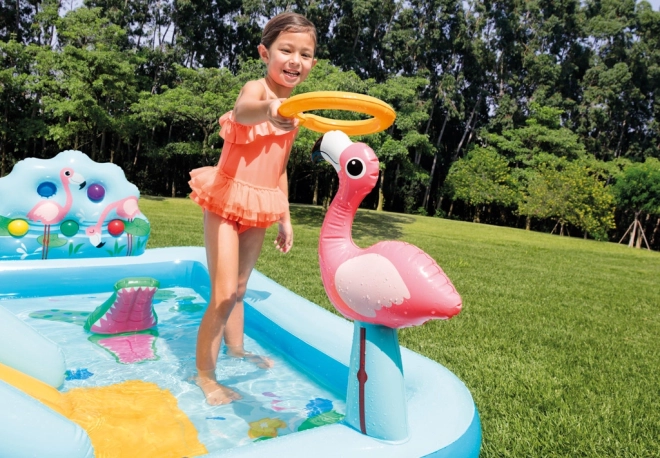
<box><xmin>8</xmin><ymin>219</ymin><xmax>29</xmax><ymax>237</ymax></box>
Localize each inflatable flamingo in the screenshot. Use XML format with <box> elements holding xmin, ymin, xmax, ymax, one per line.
<box><xmin>86</xmin><ymin>196</ymin><xmax>141</xmax><ymax>249</ymax></box>
<box><xmin>27</xmin><ymin>168</ymin><xmax>86</xmax><ymax>259</ymax></box>
<box><xmin>313</xmin><ymin>131</ymin><xmax>462</xmax><ymax>441</ymax></box>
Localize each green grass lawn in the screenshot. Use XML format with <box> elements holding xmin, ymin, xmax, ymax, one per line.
<box><xmin>141</xmin><ymin>196</ymin><xmax>660</xmax><ymax>457</ymax></box>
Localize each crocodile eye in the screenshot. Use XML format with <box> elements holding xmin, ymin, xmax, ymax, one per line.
<box><xmin>345</xmin><ymin>158</ymin><xmax>365</xmax><ymax>179</ymax></box>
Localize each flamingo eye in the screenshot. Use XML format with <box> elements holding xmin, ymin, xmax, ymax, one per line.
<box><xmin>345</xmin><ymin>158</ymin><xmax>365</xmax><ymax>179</ymax></box>
<box><xmin>64</xmin><ymin>171</ymin><xmax>71</xmax><ymax>176</ymax></box>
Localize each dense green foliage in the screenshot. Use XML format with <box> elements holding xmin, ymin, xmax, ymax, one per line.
<box><xmin>142</xmin><ymin>197</ymin><xmax>660</xmax><ymax>457</ymax></box>
<box><xmin>1</xmin><ymin>0</ymin><xmax>660</xmax><ymax>248</ymax></box>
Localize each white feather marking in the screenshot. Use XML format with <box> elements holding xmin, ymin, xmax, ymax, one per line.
<box><xmin>334</xmin><ymin>253</ymin><xmax>410</xmax><ymax>317</ymax></box>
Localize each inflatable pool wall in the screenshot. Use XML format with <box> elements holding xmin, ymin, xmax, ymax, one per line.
<box><xmin>0</xmin><ymin>151</ymin><xmax>150</xmax><ymax>260</ymax></box>
<box><xmin>0</xmin><ymin>248</ymin><xmax>481</xmax><ymax>457</ymax></box>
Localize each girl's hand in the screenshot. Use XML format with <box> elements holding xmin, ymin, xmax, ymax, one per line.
<box><xmin>274</xmin><ymin>218</ymin><xmax>293</xmax><ymax>253</ymax></box>
<box><xmin>267</xmin><ymin>99</ymin><xmax>297</xmax><ymax>131</ymax></box>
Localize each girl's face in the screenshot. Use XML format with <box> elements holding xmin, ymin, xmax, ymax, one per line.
<box><xmin>258</xmin><ymin>31</ymin><xmax>317</xmax><ymax>95</ymax></box>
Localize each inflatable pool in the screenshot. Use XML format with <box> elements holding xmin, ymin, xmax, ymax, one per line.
<box><xmin>0</xmin><ymin>247</ymin><xmax>481</xmax><ymax>457</ymax></box>
<box><xmin>0</xmin><ymin>147</ymin><xmax>481</xmax><ymax>456</ymax></box>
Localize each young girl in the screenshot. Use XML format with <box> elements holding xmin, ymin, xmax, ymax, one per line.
<box><xmin>188</xmin><ymin>12</ymin><xmax>317</xmax><ymax>405</ymax></box>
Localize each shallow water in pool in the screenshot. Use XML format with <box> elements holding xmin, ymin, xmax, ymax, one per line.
<box><xmin>7</xmin><ymin>287</ymin><xmax>346</xmax><ymax>454</ymax></box>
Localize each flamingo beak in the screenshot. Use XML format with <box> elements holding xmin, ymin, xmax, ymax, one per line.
<box><xmin>90</xmin><ymin>233</ymin><xmax>105</xmax><ymax>248</ymax></box>
<box><xmin>70</xmin><ymin>172</ymin><xmax>87</xmax><ymax>190</ymax></box>
<box><xmin>311</xmin><ymin>130</ymin><xmax>354</xmax><ymax>173</ymax></box>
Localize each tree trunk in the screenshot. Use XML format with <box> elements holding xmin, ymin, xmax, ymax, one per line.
<box><xmin>1</xmin><ymin>104</ymin><xmax>6</xmax><ymax>176</ymax></box>
<box><xmin>134</xmin><ymin>137</ymin><xmax>141</xmax><ymax>166</ymax></box>
<box><xmin>111</xmin><ymin>136</ymin><xmax>121</xmax><ymax>165</ymax></box>
<box><xmin>525</xmin><ymin>216</ymin><xmax>531</xmax><ymax>230</ymax></box>
<box><xmin>289</xmin><ymin>162</ymin><xmax>296</xmax><ymax>199</ymax></box>
<box><xmin>453</xmin><ymin>94</ymin><xmax>481</xmax><ymax>161</ymax></box>
<box><xmin>376</xmin><ymin>169</ymin><xmax>385</xmax><ymax>211</ymax></box>
<box><xmin>100</xmin><ymin>130</ymin><xmax>106</xmax><ymax>161</ymax></box>
<box><xmin>628</xmin><ymin>212</ymin><xmax>640</xmax><ymax>247</ymax></box>
<box><xmin>650</xmin><ymin>217</ymin><xmax>660</xmax><ymax>248</ymax></box>
<box><xmin>15</xmin><ymin>0</ymin><xmax>21</xmax><ymax>42</ymax></box>
<box><xmin>448</xmin><ymin>201</ymin><xmax>454</xmax><ymax>218</ymax></box>
<box><xmin>473</xmin><ymin>205</ymin><xmax>481</xmax><ymax>223</ymax></box>
<box><xmin>312</xmin><ymin>171</ymin><xmax>319</xmax><ymax>205</ymax></box>
<box><xmin>323</xmin><ymin>175</ymin><xmax>335</xmax><ymax>211</ymax></box>
<box><xmin>0</xmin><ymin>133</ymin><xmax>5</xmax><ymax>177</ymax></box>
<box><xmin>422</xmin><ymin>114</ymin><xmax>448</xmax><ymax>209</ymax></box>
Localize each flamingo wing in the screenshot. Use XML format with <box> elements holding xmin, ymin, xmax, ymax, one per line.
<box><xmin>121</xmin><ymin>197</ymin><xmax>140</xmax><ymax>218</ymax></box>
<box><xmin>369</xmin><ymin>241</ymin><xmax>462</xmax><ymax>324</ymax></box>
<box><xmin>27</xmin><ymin>202</ymin><xmax>62</xmax><ymax>224</ymax></box>
<box><xmin>334</xmin><ymin>253</ymin><xmax>410</xmax><ymax>318</ymax></box>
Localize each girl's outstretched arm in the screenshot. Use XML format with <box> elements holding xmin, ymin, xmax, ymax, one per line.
<box><xmin>233</xmin><ymin>80</ymin><xmax>296</xmax><ymax>131</ymax></box>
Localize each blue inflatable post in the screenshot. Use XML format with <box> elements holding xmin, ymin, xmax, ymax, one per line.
<box><xmin>345</xmin><ymin>321</ymin><xmax>408</xmax><ymax>441</ymax></box>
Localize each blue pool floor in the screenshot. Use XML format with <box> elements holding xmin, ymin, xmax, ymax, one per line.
<box><xmin>6</xmin><ymin>286</ymin><xmax>346</xmax><ymax>454</ymax></box>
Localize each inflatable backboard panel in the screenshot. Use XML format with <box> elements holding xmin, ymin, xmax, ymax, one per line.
<box><xmin>0</xmin><ymin>151</ymin><xmax>150</xmax><ymax>260</ymax></box>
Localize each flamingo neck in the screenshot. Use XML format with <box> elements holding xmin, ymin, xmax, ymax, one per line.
<box><xmin>95</xmin><ymin>201</ymin><xmax>120</xmax><ymax>228</ymax></box>
<box><xmin>319</xmin><ymin>182</ymin><xmax>363</xmax><ymax>256</ymax></box>
<box><xmin>63</xmin><ymin>182</ymin><xmax>74</xmax><ymax>213</ymax></box>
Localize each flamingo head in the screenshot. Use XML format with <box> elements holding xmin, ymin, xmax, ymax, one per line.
<box><xmin>312</xmin><ymin>131</ymin><xmax>380</xmax><ymax>203</ymax></box>
<box><xmin>85</xmin><ymin>226</ymin><xmax>105</xmax><ymax>248</ymax></box>
<box><xmin>60</xmin><ymin>168</ymin><xmax>87</xmax><ymax>190</ymax></box>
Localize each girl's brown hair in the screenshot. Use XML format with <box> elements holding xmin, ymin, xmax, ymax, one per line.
<box><xmin>261</xmin><ymin>12</ymin><xmax>317</xmax><ymax>51</ymax></box>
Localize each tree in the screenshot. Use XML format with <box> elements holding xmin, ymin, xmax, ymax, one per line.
<box><xmin>130</xmin><ymin>65</ymin><xmax>240</xmax><ymax>195</ymax></box>
<box><xmin>484</xmin><ymin>103</ymin><xmax>587</xmax><ymax>167</ymax></box>
<box><xmin>612</xmin><ymin>158</ymin><xmax>660</xmax><ymax>248</ymax></box>
<box><xmin>518</xmin><ymin>158</ymin><xmax>615</xmax><ymax>239</ymax></box>
<box><xmin>36</xmin><ymin>8</ymin><xmax>141</xmax><ymax>162</ymax></box>
<box><xmin>444</xmin><ymin>146</ymin><xmax>516</xmax><ymax>222</ymax></box>
<box><xmin>368</xmin><ymin>74</ymin><xmax>433</xmax><ymax>212</ymax></box>
<box><xmin>0</xmin><ymin>39</ymin><xmax>47</xmax><ymax>173</ymax></box>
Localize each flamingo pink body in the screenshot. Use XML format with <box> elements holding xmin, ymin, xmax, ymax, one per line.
<box><xmin>86</xmin><ymin>196</ymin><xmax>141</xmax><ymax>241</ymax></box>
<box><xmin>27</xmin><ymin>168</ymin><xmax>82</xmax><ymax>225</ymax></box>
<box><xmin>318</xmin><ymin>136</ymin><xmax>462</xmax><ymax>328</ymax></box>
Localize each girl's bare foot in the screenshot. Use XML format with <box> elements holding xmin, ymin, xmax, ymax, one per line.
<box><xmin>226</xmin><ymin>346</ymin><xmax>274</xmax><ymax>369</ymax></box>
<box><xmin>196</xmin><ymin>370</ymin><xmax>242</xmax><ymax>405</ymax></box>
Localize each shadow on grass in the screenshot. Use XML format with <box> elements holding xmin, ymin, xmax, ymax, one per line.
<box><xmin>291</xmin><ymin>204</ymin><xmax>415</xmax><ymax>241</ymax></box>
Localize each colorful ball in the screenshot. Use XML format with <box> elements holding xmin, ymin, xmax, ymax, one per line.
<box><xmin>37</xmin><ymin>182</ymin><xmax>57</xmax><ymax>198</ymax></box>
<box><xmin>8</xmin><ymin>219</ymin><xmax>29</xmax><ymax>237</ymax></box>
<box><xmin>87</xmin><ymin>183</ymin><xmax>106</xmax><ymax>202</ymax></box>
<box><xmin>108</xmin><ymin>219</ymin><xmax>125</xmax><ymax>237</ymax></box>
<box><xmin>60</xmin><ymin>220</ymin><xmax>80</xmax><ymax>237</ymax></box>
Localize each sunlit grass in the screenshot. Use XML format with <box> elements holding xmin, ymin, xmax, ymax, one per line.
<box><xmin>140</xmin><ymin>197</ymin><xmax>660</xmax><ymax>457</ymax></box>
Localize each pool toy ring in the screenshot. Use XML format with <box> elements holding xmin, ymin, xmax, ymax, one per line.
<box><xmin>278</xmin><ymin>91</ymin><xmax>396</xmax><ymax>135</ymax></box>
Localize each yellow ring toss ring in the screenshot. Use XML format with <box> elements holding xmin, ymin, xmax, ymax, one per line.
<box><xmin>278</xmin><ymin>91</ymin><xmax>396</xmax><ymax>136</ymax></box>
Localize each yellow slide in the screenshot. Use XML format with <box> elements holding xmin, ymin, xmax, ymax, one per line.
<box><xmin>0</xmin><ymin>362</ymin><xmax>207</xmax><ymax>458</ymax></box>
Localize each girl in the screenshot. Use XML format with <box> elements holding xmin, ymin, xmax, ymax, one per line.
<box><xmin>188</xmin><ymin>12</ymin><xmax>317</xmax><ymax>405</ymax></box>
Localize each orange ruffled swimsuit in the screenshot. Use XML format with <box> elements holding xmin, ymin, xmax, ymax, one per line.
<box><xmin>189</xmin><ymin>109</ymin><xmax>298</xmax><ymax>231</ymax></box>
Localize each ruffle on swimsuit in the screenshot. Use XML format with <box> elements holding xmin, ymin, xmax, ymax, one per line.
<box><xmin>188</xmin><ymin>112</ymin><xmax>295</xmax><ymax>229</ymax></box>
<box><xmin>217</xmin><ymin>111</ymin><xmax>295</xmax><ymax>144</ymax></box>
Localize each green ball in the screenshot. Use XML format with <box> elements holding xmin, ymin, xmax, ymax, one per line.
<box><xmin>60</xmin><ymin>220</ymin><xmax>80</xmax><ymax>237</ymax></box>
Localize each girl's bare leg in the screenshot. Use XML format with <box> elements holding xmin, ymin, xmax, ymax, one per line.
<box><xmin>224</xmin><ymin>226</ymin><xmax>273</xmax><ymax>369</ymax></box>
<box><xmin>195</xmin><ymin>211</ymin><xmax>242</xmax><ymax>405</ymax></box>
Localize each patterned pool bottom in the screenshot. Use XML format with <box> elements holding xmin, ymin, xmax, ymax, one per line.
<box><xmin>10</xmin><ymin>287</ymin><xmax>345</xmax><ymax>453</ymax></box>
